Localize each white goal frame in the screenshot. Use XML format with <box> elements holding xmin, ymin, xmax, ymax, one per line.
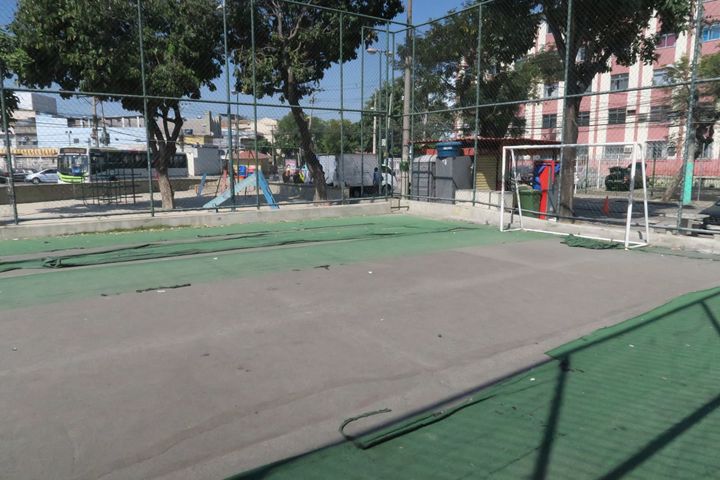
<box><xmin>500</xmin><ymin>142</ymin><xmax>651</xmax><ymax>249</ymax></box>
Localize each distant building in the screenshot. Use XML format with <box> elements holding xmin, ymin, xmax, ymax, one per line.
<box><xmin>520</xmin><ymin>0</ymin><xmax>720</xmax><ymax>180</ymax></box>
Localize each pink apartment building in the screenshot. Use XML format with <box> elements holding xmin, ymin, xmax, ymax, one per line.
<box><xmin>521</xmin><ymin>0</ymin><xmax>720</xmax><ymax>183</ymax></box>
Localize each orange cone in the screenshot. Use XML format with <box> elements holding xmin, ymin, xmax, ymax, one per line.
<box><xmin>601</xmin><ymin>196</ymin><xmax>610</xmax><ymax>216</ymax></box>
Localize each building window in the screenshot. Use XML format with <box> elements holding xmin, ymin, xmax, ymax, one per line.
<box><xmin>646</xmin><ymin>141</ymin><xmax>668</xmax><ymax>160</ymax></box>
<box><xmin>698</xmin><ymin>141</ymin><xmax>714</xmax><ymax>159</ymax></box>
<box><xmin>577</xmin><ymin>111</ymin><xmax>590</xmax><ymax>127</ymax></box>
<box><xmin>575</xmin><ymin>146</ymin><xmax>589</xmax><ymax>160</ymax></box>
<box><xmin>608</xmin><ymin>108</ymin><xmax>626</xmax><ymax>125</ymax></box>
<box><xmin>658</xmin><ymin>34</ymin><xmax>677</xmax><ymax>49</ymax></box>
<box><xmin>652</xmin><ymin>68</ymin><xmax>670</xmax><ymax>86</ymax></box>
<box><xmin>702</xmin><ymin>23</ymin><xmax>720</xmax><ymax>42</ymax></box>
<box><xmin>543</xmin><ymin>83</ymin><xmax>558</xmax><ymax>98</ymax></box>
<box><xmin>649</xmin><ymin>105</ymin><xmax>670</xmax><ymax>123</ymax></box>
<box><xmin>542</xmin><ymin>113</ymin><xmax>557</xmax><ymax>129</ymax></box>
<box><xmin>576</xmin><ymin>47</ymin><xmax>587</xmax><ymax>62</ymax></box>
<box><xmin>610</xmin><ymin>73</ymin><xmax>629</xmax><ymax>91</ymax></box>
<box><xmin>603</xmin><ymin>145</ymin><xmax>628</xmax><ymax>159</ymax></box>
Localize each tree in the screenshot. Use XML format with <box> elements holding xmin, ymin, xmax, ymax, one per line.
<box><xmin>536</xmin><ymin>0</ymin><xmax>693</xmax><ymax>218</ymax></box>
<box><xmin>229</xmin><ymin>0</ymin><xmax>403</xmax><ymax>200</ymax></box>
<box><xmin>405</xmin><ymin>1</ymin><xmax>541</xmax><ymax>141</ymax></box>
<box><xmin>10</xmin><ymin>0</ymin><xmax>224</xmax><ymax>209</ymax></box>
<box><xmin>661</xmin><ymin>53</ymin><xmax>720</xmax><ymax>201</ymax></box>
<box><xmin>0</xmin><ymin>30</ymin><xmax>18</xmax><ymax>127</ymax></box>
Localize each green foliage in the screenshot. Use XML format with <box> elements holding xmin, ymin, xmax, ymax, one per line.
<box><xmin>539</xmin><ymin>0</ymin><xmax>693</xmax><ymax>97</ymax></box>
<box><xmin>227</xmin><ymin>0</ymin><xmax>402</xmax><ymax>199</ymax></box>
<box><xmin>274</xmin><ymin>112</ymin><xmax>361</xmax><ymax>155</ymax></box>
<box><xmin>665</xmin><ymin>52</ymin><xmax>720</xmax><ymax>156</ymax></box>
<box><xmin>0</xmin><ymin>30</ymin><xmax>18</xmax><ymax>123</ymax></box>
<box><xmin>229</xmin><ymin>0</ymin><xmax>402</xmax><ymax>103</ymax></box>
<box><xmin>11</xmin><ymin>0</ymin><xmax>223</xmax><ymax>111</ymax></box>
<box><xmin>10</xmin><ymin>0</ymin><xmax>223</xmax><ymax>204</ymax></box>
<box><xmin>404</xmin><ymin>1</ymin><xmax>541</xmax><ymax>140</ymax></box>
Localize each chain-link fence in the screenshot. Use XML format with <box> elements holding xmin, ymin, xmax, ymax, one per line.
<box><xmin>2</xmin><ymin>0</ymin><xmax>719</xmax><ymax>235</ymax></box>
<box><xmin>404</xmin><ymin>0</ymin><xmax>719</xmax><ymax>236</ymax></box>
<box><xmin>0</xmin><ymin>0</ymin><xmax>404</xmax><ymax>224</ymax></box>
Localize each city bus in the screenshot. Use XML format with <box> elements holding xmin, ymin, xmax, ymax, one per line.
<box><xmin>57</xmin><ymin>147</ymin><xmax>188</xmax><ymax>183</ymax></box>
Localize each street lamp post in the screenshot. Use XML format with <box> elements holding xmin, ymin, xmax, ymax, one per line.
<box><xmin>231</xmin><ymin>89</ymin><xmax>241</xmax><ymax>154</ymax></box>
<box><xmin>367</xmin><ymin>47</ymin><xmax>393</xmax><ymax>176</ymax></box>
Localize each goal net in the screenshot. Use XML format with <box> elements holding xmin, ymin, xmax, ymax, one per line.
<box><xmin>500</xmin><ymin>142</ymin><xmax>650</xmax><ymax>249</ymax></box>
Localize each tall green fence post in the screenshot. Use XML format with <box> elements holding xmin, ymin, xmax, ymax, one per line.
<box><xmin>471</xmin><ymin>5</ymin><xmax>483</xmax><ymax>207</ymax></box>
<box><xmin>137</xmin><ymin>0</ymin><xmax>155</xmax><ymax>217</ymax></box>
<box><xmin>0</xmin><ymin>70</ymin><xmax>18</xmax><ymax>224</ymax></box>
<box><xmin>678</xmin><ymin>1</ymin><xmax>705</xmax><ymax>227</ymax></box>
<box><xmin>340</xmin><ymin>13</ymin><xmax>345</xmax><ymax>205</ymax></box>
<box><xmin>251</xmin><ymin>0</ymin><xmax>260</xmax><ymax>209</ymax></box>
<box><xmin>222</xmin><ymin>0</ymin><xmax>236</xmax><ymax>210</ymax></box>
<box><xmin>556</xmin><ymin>0</ymin><xmax>574</xmax><ymax>221</ymax></box>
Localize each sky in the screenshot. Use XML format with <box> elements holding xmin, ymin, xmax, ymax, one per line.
<box><xmin>0</xmin><ymin>0</ymin><xmax>466</xmax><ymax>122</ymax></box>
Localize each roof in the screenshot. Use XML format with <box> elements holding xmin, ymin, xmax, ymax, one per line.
<box><xmin>237</xmin><ymin>150</ymin><xmax>271</xmax><ymax>161</ymax></box>
<box><xmin>414</xmin><ymin>137</ymin><xmax>560</xmax><ymax>148</ymax></box>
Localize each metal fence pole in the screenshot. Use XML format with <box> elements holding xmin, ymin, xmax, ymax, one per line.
<box><xmin>0</xmin><ymin>74</ymin><xmax>18</xmax><ymax>224</ymax></box>
<box><xmin>410</xmin><ymin>25</ymin><xmax>416</xmax><ymax>200</ymax></box>
<box><xmin>677</xmin><ymin>0</ymin><xmax>704</xmax><ymax>228</ymax></box>
<box><xmin>222</xmin><ymin>0</ymin><xmax>236</xmax><ymax>210</ymax></box>
<box><xmin>557</xmin><ymin>0</ymin><xmax>574</xmax><ymax>220</ymax></box>
<box><xmin>136</xmin><ymin>0</ymin><xmax>155</xmax><ymax>217</ymax></box>
<box><xmin>401</xmin><ymin>3</ymin><xmax>412</xmax><ymax>198</ymax></box>
<box><xmin>340</xmin><ymin>12</ymin><xmax>345</xmax><ymax>205</ymax></box>
<box><xmin>360</xmin><ymin>26</ymin><xmax>366</xmax><ymax>199</ymax></box>
<box><xmin>471</xmin><ymin>5</ymin><xmax>483</xmax><ymax>207</ymax></box>
<box><xmin>377</xmin><ymin>39</ymin><xmax>383</xmax><ymax>193</ymax></box>
<box><xmin>251</xmin><ymin>0</ymin><xmax>260</xmax><ymax>209</ymax></box>
<box><xmin>384</xmin><ymin>22</ymin><xmax>391</xmax><ymax>201</ymax></box>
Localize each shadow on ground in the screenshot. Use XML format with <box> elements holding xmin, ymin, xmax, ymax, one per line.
<box><xmin>228</xmin><ymin>288</ymin><xmax>720</xmax><ymax>480</ymax></box>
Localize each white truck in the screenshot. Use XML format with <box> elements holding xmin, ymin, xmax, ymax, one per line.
<box><xmin>318</xmin><ymin>153</ymin><xmax>397</xmax><ymax>197</ymax></box>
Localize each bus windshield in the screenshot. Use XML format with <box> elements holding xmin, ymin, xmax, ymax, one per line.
<box><xmin>58</xmin><ymin>154</ymin><xmax>89</xmax><ymax>176</ymax></box>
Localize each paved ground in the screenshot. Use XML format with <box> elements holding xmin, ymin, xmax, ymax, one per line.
<box><xmin>0</xmin><ymin>215</ymin><xmax>719</xmax><ymax>480</ymax></box>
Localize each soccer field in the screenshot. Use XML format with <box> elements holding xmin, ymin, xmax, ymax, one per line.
<box><xmin>1</xmin><ymin>214</ymin><xmax>718</xmax><ymax>480</ymax></box>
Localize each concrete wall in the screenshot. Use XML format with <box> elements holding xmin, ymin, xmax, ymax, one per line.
<box><xmin>185</xmin><ymin>146</ymin><xmax>222</xmax><ymax>176</ymax></box>
<box><xmin>0</xmin><ymin>179</ymin><xmax>202</xmax><ymax>204</ymax></box>
<box><xmin>402</xmin><ymin>199</ymin><xmax>720</xmax><ymax>255</ymax></box>
<box><xmin>0</xmin><ymin>202</ymin><xmax>392</xmax><ymax>240</ymax></box>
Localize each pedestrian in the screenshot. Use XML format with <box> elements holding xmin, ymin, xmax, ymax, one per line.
<box><xmin>373</xmin><ymin>167</ymin><xmax>382</xmax><ymax>195</ymax></box>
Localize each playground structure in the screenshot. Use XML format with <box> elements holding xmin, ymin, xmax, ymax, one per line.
<box><xmin>203</xmin><ymin>169</ymin><xmax>278</xmax><ymax>209</ymax></box>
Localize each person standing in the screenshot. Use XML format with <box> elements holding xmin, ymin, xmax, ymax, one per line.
<box><xmin>373</xmin><ymin>167</ymin><xmax>382</xmax><ymax>196</ymax></box>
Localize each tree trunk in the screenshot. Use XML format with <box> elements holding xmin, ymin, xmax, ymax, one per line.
<box><xmin>289</xmin><ymin>101</ymin><xmax>327</xmax><ymax>201</ymax></box>
<box><xmin>148</xmin><ymin>107</ymin><xmax>182</xmax><ymax>210</ymax></box>
<box><xmin>156</xmin><ymin>169</ymin><xmax>175</xmax><ymax>209</ymax></box>
<box><xmin>558</xmin><ymin>97</ymin><xmax>580</xmax><ymax>220</ymax></box>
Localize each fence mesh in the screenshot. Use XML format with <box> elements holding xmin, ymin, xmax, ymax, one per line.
<box><xmin>1</xmin><ymin>0</ymin><xmax>718</xmax><ymax>235</ymax></box>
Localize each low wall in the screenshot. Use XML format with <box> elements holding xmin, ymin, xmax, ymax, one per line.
<box><xmin>402</xmin><ymin>199</ymin><xmax>720</xmax><ymax>255</ymax></box>
<box><xmin>0</xmin><ymin>202</ymin><xmax>393</xmax><ymax>239</ymax></box>
<box><xmin>0</xmin><ymin>178</ymin><xmax>201</xmax><ymax>204</ymax></box>
<box><xmin>455</xmin><ymin>189</ymin><xmax>512</xmax><ymax>209</ymax></box>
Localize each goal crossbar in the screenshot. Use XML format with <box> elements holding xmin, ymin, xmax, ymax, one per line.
<box><xmin>500</xmin><ymin>142</ymin><xmax>651</xmax><ymax>249</ymax></box>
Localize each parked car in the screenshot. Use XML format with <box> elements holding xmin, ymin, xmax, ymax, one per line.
<box><xmin>25</xmin><ymin>168</ymin><xmax>59</xmax><ymax>184</ymax></box>
<box><xmin>604</xmin><ymin>163</ymin><xmax>646</xmax><ymax>191</ymax></box>
<box><xmin>0</xmin><ymin>168</ymin><xmax>37</xmax><ymax>184</ymax></box>
<box><xmin>700</xmin><ymin>198</ymin><xmax>720</xmax><ymax>229</ymax></box>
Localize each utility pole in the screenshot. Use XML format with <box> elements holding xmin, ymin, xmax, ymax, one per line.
<box><xmin>308</xmin><ymin>93</ymin><xmax>316</xmax><ymax>131</ymax></box>
<box><xmin>91</xmin><ymin>97</ymin><xmax>99</xmax><ymax>147</ymax></box>
<box><xmin>679</xmin><ymin>0</ymin><xmax>704</xmax><ymax>208</ymax></box>
<box><xmin>372</xmin><ymin>96</ymin><xmax>378</xmax><ymax>155</ymax></box>
<box><xmin>401</xmin><ymin>0</ymin><xmax>412</xmax><ymax>196</ymax></box>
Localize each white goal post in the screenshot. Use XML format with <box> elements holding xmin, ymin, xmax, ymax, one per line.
<box><xmin>499</xmin><ymin>142</ymin><xmax>651</xmax><ymax>249</ymax></box>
